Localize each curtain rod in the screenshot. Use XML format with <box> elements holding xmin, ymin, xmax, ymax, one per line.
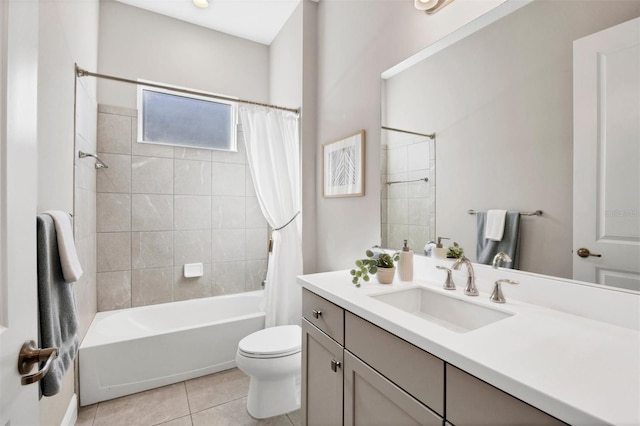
<box><xmin>381</xmin><ymin>126</ymin><xmax>435</xmax><ymax>139</ymax></box>
<box><xmin>75</xmin><ymin>65</ymin><xmax>300</xmax><ymax>115</ymax></box>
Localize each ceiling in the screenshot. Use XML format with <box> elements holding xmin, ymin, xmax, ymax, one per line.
<box><xmin>114</xmin><ymin>0</ymin><xmax>301</xmax><ymax>45</ymax></box>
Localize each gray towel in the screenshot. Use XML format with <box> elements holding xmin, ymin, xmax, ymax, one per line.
<box><xmin>37</xmin><ymin>214</ymin><xmax>79</xmax><ymax>397</ymax></box>
<box><xmin>476</xmin><ymin>211</ymin><xmax>521</xmax><ymax>269</ymax></box>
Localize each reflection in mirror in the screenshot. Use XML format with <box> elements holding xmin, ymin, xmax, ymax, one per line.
<box><xmin>381</xmin><ymin>0</ymin><xmax>639</xmax><ymax>291</ymax></box>
<box><xmin>380</xmin><ymin>127</ymin><xmax>436</xmax><ymax>251</ymax></box>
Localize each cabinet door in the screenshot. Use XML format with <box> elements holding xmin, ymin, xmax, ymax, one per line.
<box><xmin>302</xmin><ymin>319</ymin><xmax>344</xmax><ymax>426</ymax></box>
<box><xmin>345</xmin><ymin>312</ymin><xmax>444</xmax><ymax>415</ymax></box>
<box><xmin>344</xmin><ymin>351</ymin><xmax>442</xmax><ymax>426</ymax></box>
<box><xmin>446</xmin><ymin>365</ymin><xmax>566</xmax><ymax>425</ymax></box>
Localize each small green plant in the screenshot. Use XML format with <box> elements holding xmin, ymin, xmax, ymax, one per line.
<box><xmin>447</xmin><ymin>243</ymin><xmax>464</xmax><ymax>259</ymax></box>
<box><xmin>350</xmin><ymin>249</ymin><xmax>399</xmax><ymax>287</ymax></box>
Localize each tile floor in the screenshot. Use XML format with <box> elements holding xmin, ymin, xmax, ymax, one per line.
<box><xmin>76</xmin><ymin>368</ymin><xmax>301</xmax><ymax>426</ymax></box>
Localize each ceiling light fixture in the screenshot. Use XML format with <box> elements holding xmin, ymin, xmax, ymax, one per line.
<box><xmin>193</xmin><ymin>0</ymin><xmax>209</xmax><ymax>9</ymax></box>
<box><xmin>414</xmin><ymin>0</ymin><xmax>455</xmax><ymax>14</ymax></box>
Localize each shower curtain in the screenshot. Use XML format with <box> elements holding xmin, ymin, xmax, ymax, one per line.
<box><xmin>239</xmin><ymin>105</ymin><xmax>302</xmax><ymax>328</ymax></box>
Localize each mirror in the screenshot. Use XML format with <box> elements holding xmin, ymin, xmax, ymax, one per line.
<box><xmin>381</xmin><ymin>0</ymin><xmax>639</xmax><ymax>286</ymax></box>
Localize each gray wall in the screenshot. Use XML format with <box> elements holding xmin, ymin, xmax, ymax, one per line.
<box><xmin>384</xmin><ymin>0</ymin><xmax>639</xmax><ymax>278</ymax></box>
<box><xmin>98</xmin><ymin>0</ymin><xmax>269</xmax><ymax>109</ymax></box>
<box><xmin>37</xmin><ymin>1</ymin><xmax>100</xmax><ymax>424</ymax></box>
<box><xmin>314</xmin><ymin>0</ymin><xmax>508</xmax><ymax>271</ymax></box>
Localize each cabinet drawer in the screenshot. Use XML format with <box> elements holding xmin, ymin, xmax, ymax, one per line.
<box><xmin>302</xmin><ymin>288</ymin><xmax>344</xmax><ymax>345</ymax></box>
<box><xmin>446</xmin><ymin>364</ymin><xmax>566</xmax><ymax>425</ymax></box>
<box><xmin>345</xmin><ymin>312</ymin><xmax>444</xmax><ymax>416</ymax></box>
<box><xmin>344</xmin><ymin>351</ymin><xmax>442</xmax><ymax>426</ymax></box>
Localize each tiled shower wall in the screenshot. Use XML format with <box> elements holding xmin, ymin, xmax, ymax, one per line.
<box><xmin>381</xmin><ymin>131</ymin><xmax>436</xmax><ymax>252</ymax></box>
<box><xmin>96</xmin><ymin>105</ymin><xmax>268</xmax><ymax>311</ymax></box>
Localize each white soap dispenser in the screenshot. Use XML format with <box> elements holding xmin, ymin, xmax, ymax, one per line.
<box><xmin>433</xmin><ymin>237</ymin><xmax>450</xmax><ymax>260</ymax></box>
<box><xmin>399</xmin><ymin>239</ymin><xmax>414</xmax><ymax>281</ymax></box>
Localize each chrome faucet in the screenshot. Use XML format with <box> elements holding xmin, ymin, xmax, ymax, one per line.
<box><xmin>451</xmin><ymin>256</ymin><xmax>478</xmax><ymax>296</ymax></box>
<box><xmin>492</xmin><ymin>252</ymin><xmax>512</xmax><ymax>269</ymax></box>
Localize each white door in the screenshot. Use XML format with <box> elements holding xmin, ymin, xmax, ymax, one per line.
<box><xmin>573</xmin><ymin>18</ymin><xmax>640</xmax><ymax>291</ymax></box>
<box><xmin>0</xmin><ymin>1</ymin><xmax>41</xmax><ymax>424</ymax></box>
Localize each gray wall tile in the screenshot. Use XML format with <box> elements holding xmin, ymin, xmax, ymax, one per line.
<box><xmin>174</xmin><ymin>230</ymin><xmax>212</xmax><ymax>265</ymax></box>
<box><xmin>174</xmin><ymin>196</ymin><xmax>212</xmax><ymax>230</ymax></box>
<box><xmin>96</xmin><ymin>153</ymin><xmax>131</xmax><ymax>193</ymax></box>
<box><xmin>98</xmin><ymin>113</ymin><xmax>132</xmax><ymax>154</ymax></box>
<box><xmin>245</xmin><ymin>228</ymin><xmax>268</xmax><ymax>260</ymax></box>
<box><xmin>132</xmin><ymin>231</ymin><xmax>174</xmax><ymax>269</ymax></box>
<box><xmin>132</xmin><ymin>194</ymin><xmax>173</xmax><ymax>231</ymax></box>
<box><xmin>173</xmin><ymin>264</ymin><xmax>212</xmax><ymax>301</ymax></box>
<box><xmin>97</xmin><ymin>271</ymin><xmax>132</xmax><ymax>311</ymax></box>
<box><xmin>95</xmin><ymin>104</ymin><xmax>270</xmax><ymax>310</ymax></box>
<box><xmin>97</xmin><ymin>232</ymin><xmax>131</xmax><ymax>272</ymax></box>
<box><xmin>212</xmin><ymin>229</ymin><xmax>245</xmax><ymax>262</ymax></box>
<box><xmin>174</xmin><ymin>160</ymin><xmax>212</xmax><ymax>195</ymax></box>
<box><xmin>245</xmin><ymin>259</ymin><xmax>267</xmax><ymax>291</ymax></box>
<box><xmin>131</xmin><ymin>267</ymin><xmax>174</xmax><ymax>307</ymax></box>
<box><xmin>132</xmin><ymin>156</ymin><xmax>174</xmax><ymax>194</ymax></box>
<box><xmin>212</xmin><ymin>163</ymin><xmax>245</xmax><ymax>196</ymax></box>
<box><xmin>211</xmin><ymin>261</ymin><xmax>245</xmax><ymax>296</ymax></box>
<box><xmin>245</xmin><ymin>197</ymin><xmax>267</xmax><ymax>229</ymax></box>
<box><xmin>97</xmin><ymin>193</ymin><xmax>131</xmax><ymax>232</ymax></box>
<box><xmin>211</xmin><ymin>196</ymin><xmax>245</xmax><ymax>229</ymax></box>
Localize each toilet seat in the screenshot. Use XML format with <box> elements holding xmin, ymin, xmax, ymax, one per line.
<box><xmin>238</xmin><ymin>325</ymin><xmax>301</xmax><ymax>359</ymax></box>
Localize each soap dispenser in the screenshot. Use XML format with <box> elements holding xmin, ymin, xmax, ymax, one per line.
<box><xmin>399</xmin><ymin>239</ymin><xmax>414</xmax><ymax>281</ymax></box>
<box><xmin>433</xmin><ymin>237</ymin><xmax>450</xmax><ymax>260</ymax></box>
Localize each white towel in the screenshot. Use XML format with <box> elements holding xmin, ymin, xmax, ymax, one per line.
<box><xmin>43</xmin><ymin>210</ymin><xmax>83</xmax><ymax>283</ymax></box>
<box><xmin>484</xmin><ymin>209</ymin><xmax>507</xmax><ymax>241</ymax></box>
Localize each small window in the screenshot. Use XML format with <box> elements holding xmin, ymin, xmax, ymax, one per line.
<box><xmin>137</xmin><ymin>84</ymin><xmax>237</xmax><ymax>151</ymax></box>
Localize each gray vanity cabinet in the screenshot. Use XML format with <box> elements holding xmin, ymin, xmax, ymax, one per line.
<box><xmin>302</xmin><ymin>288</ymin><xmax>345</xmax><ymax>426</ymax></box>
<box><xmin>446</xmin><ymin>364</ymin><xmax>566</xmax><ymax>425</ymax></box>
<box><xmin>301</xmin><ymin>287</ymin><xmax>570</xmax><ymax>426</ymax></box>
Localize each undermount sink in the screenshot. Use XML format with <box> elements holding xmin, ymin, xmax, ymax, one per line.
<box><xmin>370</xmin><ymin>287</ymin><xmax>513</xmax><ymax>333</ymax></box>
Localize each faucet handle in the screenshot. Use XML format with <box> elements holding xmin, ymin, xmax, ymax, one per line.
<box><xmin>436</xmin><ymin>266</ymin><xmax>456</xmax><ymax>290</ymax></box>
<box><xmin>489</xmin><ymin>279</ymin><xmax>519</xmax><ymax>303</ymax></box>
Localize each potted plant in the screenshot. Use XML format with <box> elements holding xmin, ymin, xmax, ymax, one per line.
<box><xmin>350</xmin><ymin>249</ymin><xmax>399</xmax><ymax>287</ymax></box>
<box><xmin>446</xmin><ymin>243</ymin><xmax>464</xmax><ymax>259</ymax></box>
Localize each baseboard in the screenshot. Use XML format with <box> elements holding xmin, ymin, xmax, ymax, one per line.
<box><xmin>61</xmin><ymin>393</ymin><xmax>77</xmax><ymax>426</ymax></box>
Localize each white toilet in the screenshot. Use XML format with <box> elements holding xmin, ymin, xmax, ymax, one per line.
<box><xmin>235</xmin><ymin>324</ymin><xmax>302</xmax><ymax>419</ymax></box>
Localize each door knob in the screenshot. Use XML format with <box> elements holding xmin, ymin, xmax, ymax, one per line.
<box><xmin>330</xmin><ymin>359</ymin><xmax>341</xmax><ymax>372</ymax></box>
<box><xmin>577</xmin><ymin>248</ymin><xmax>602</xmax><ymax>258</ymax></box>
<box><xmin>18</xmin><ymin>340</ymin><xmax>58</xmax><ymax>385</ymax></box>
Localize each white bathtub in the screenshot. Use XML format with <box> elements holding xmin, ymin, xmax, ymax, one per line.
<box><xmin>79</xmin><ymin>291</ymin><xmax>265</xmax><ymax>406</ymax></box>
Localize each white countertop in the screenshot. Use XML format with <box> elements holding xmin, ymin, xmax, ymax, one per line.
<box><xmin>297</xmin><ymin>270</ymin><xmax>640</xmax><ymax>425</ymax></box>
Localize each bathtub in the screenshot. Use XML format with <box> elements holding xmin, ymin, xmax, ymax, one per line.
<box><xmin>79</xmin><ymin>291</ymin><xmax>265</xmax><ymax>406</ymax></box>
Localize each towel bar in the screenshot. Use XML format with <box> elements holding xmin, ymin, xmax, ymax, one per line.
<box><xmin>467</xmin><ymin>209</ymin><xmax>542</xmax><ymax>216</ymax></box>
<box><xmin>386</xmin><ymin>177</ymin><xmax>428</xmax><ymax>185</ymax></box>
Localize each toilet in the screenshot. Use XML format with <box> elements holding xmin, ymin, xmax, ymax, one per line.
<box><xmin>235</xmin><ymin>324</ymin><xmax>302</xmax><ymax>419</ymax></box>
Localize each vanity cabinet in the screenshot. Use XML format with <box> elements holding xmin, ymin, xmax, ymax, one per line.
<box><xmin>302</xmin><ymin>289</ymin><xmax>345</xmax><ymax>425</ymax></box>
<box><xmin>446</xmin><ymin>364</ymin><xmax>565</xmax><ymax>425</ymax></box>
<box><xmin>302</xmin><ymin>287</ymin><xmax>569</xmax><ymax>426</ymax></box>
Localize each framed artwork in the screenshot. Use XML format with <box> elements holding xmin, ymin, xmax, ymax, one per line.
<box><xmin>322</xmin><ymin>130</ymin><xmax>365</xmax><ymax>198</ymax></box>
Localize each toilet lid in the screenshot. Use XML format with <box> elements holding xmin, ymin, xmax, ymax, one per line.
<box><xmin>238</xmin><ymin>325</ymin><xmax>301</xmax><ymax>358</ymax></box>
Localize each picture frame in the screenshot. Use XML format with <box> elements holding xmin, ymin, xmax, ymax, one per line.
<box><xmin>322</xmin><ymin>130</ymin><xmax>365</xmax><ymax>198</ymax></box>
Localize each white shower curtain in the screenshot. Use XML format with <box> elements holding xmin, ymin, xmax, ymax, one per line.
<box><xmin>239</xmin><ymin>105</ymin><xmax>302</xmax><ymax>328</ymax></box>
